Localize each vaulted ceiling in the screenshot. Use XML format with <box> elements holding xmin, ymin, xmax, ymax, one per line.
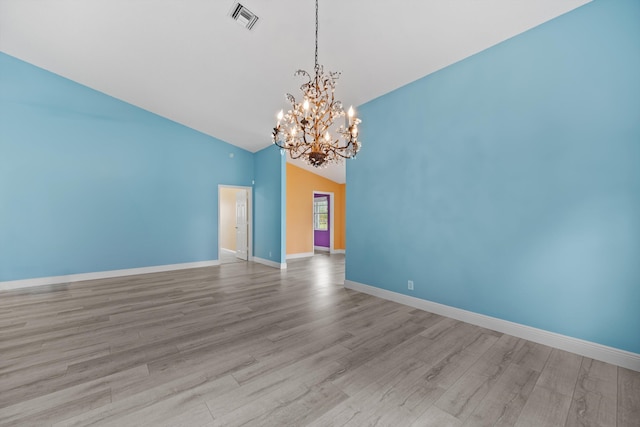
<box><xmin>0</xmin><ymin>0</ymin><xmax>590</xmax><ymax>182</ymax></box>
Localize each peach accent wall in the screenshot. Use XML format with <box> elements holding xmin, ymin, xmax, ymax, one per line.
<box><xmin>286</xmin><ymin>163</ymin><xmax>345</xmax><ymax>255</ymax></box>
<box><xmin>219</xmin><ymin>187</ymin><xmax>237</xmax><ymax>251</ymax></box>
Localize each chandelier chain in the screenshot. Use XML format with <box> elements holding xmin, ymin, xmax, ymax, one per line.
<box><xmin>314</xmin><ymin>0</ymin><xmax>319</xmax><ymax>71</ymax></box>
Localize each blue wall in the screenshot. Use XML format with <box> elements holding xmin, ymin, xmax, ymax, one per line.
<box><xmin>253</xmin><ymin>145</ymin><xmax>286</xmax><ymax>264</ymax></box>
<box><xmin>347</xmin><ymin>0</ymin><xmax>640</xmax><ymax>353</ymax></box>
<box><xmin>0</xmin><ymin>53</ymin><xmax>255</xmax><ymax>281</ymax></box>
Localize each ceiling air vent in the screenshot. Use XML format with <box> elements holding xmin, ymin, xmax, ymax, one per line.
<box><xmin>229</xmin><ymin>3</ymin><xmax>259</xmax><ymax>30</ymax></box>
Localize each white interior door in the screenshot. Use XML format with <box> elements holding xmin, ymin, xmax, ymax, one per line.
<box><xmin>235</xmin><ymin>190</ymin><xmax>248</xmax><ymax>260</ymax></box>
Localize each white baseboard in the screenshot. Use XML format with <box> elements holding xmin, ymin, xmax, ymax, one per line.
<box><xmin>286</xmin><ymin>252</ymin><xmax>314</xmax><ymax>260</ymax></box>
<box><xmin>284</xmin><ymin>250</ymin><xmax>344</xmax><ymax>259</ymax></box>
<box><xmin>220</xmin><ymin>248</ymin><xmax>236</xmax><ymax>254</ymax></box>
<box><xmin>253</xmin><ymin>257</ymin><xmax>287</xmax><ymax>270</ymax></box>
<box><xmin>314</xmin><ymin>246</ymin><xmax>330</xmax><ymax>252</ymax></box>
<box><xmin>344</xmin><ymin>280</ymin><xmax>640</xmax><ymax>372</ymax></box>
<box><xmin>0</xmin><ymin>260</ymin><xmax>220</xmax><ymax>292</ymax></box>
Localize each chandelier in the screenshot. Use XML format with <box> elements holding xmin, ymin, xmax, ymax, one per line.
<box><xmin>271</xmin><ymin>0</ymin><xmax>361</xmax><ymax>168</ymax></box>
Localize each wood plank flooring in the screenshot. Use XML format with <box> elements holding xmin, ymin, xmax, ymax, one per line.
<box><xmin>1</xmin><ymin>254</ymin><xmax>638</xmax><ymax>426</ymax></box>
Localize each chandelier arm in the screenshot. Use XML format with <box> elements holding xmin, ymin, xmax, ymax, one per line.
<box><xmin>299</xmin><ymin>142</ymin><xmax>313</xmax><ymax>154</ymax></box>
<box><xmin>333</xmin><ymin>137</ymin><xmax>351</xmax><ymax>150</ymax></box>
<box><xmin>328</xmin><ymin>139</ymin><xmax>342</xmax><ymax>149</ymax></box>
<box><xmin>288</xmin><ymin>148</ymin><xmax>311</xmax><ymax>160</ymax></box>
<box><xmin>335</xmin><ymin>131</ymin><xmax>359</xmax><ymax>151</ymax></box>
<box><xmin>325</xmin><ymin>141</ymin><xmax>356</xmax><ymax>159</ymax></box>
<box><xmin>272</xmin><ymin>125</ymin><xmax>288</xmax><ymax>148</ymax></box>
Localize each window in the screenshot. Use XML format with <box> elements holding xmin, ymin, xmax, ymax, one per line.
<box><xmin>314</xmin><ymin>196</ymin><xmax>328</xmax><ymax>231</ymax></box>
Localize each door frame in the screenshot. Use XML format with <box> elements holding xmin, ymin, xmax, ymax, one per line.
<box><xmin>218</xmin><ymin>185</ymin><xmax>253</xmax><ymax>262</ymax></box>
<box><xmin>312</xmin><ymin>191</ymin><xmax>334</xmax><ymax>253</ymax></box>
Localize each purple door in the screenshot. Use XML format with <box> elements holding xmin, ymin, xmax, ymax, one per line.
<box><xmin>314</xmin><ymin>193</ymin><xmax>330</xmax><ymax>249</ymax></box>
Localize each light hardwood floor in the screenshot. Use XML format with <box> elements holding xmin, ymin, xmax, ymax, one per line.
<box><xmin>1</xmin><ymin>254</ymin><xmax>638</xmax><ymax>426</ymax></box>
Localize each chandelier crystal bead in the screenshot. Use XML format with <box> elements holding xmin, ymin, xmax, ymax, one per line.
<box><xmin>271</xmin><ymin>0</ymin><xmax>361</xmax><ymax>168</ymax></box>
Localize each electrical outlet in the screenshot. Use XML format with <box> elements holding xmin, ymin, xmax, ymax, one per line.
<box><xmin>408</xmin><ymin>280</ymin><xmax>414</xmax><ymax>290</ymax></box>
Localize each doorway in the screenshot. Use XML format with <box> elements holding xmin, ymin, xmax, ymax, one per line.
<box><xmin>218</xmin><ymin>185</ymin><xmax>252</xmax><ymax>264</ymax></box>
<box><xmin>312</xmin><ymin>191</ymin><xmax>334</xmax><ymax>254</ymax></box>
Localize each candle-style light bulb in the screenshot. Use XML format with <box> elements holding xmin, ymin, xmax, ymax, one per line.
<box><xmin>303</xmin><ymin>99</ymin><xmax>310</xmax><ymax>121</ymax></box>
<box><xmin>325</xmin><ymin>131</ymin><xmax>331</xmax><ymax>141</ymax></box>
<box><xmin>345</xmin><ymin>106</ymin><xmax>354</xmax><ymax>126</ymax></box>
<box><xmin>277</xmin><ymin>110</ymin><xmax>283</xmax><ymax>126</ymax></box>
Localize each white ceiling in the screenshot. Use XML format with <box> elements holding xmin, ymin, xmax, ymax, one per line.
<box><xmin>0</xmin><ymin>0</ymin><xmax>590</xmax><ymax>183</ymax></box>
